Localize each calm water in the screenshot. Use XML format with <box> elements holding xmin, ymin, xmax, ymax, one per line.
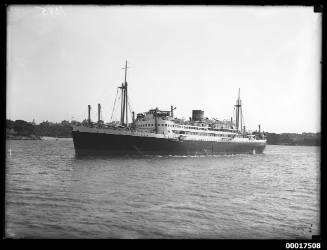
<box><xmin>5</xmin><ymin>139</ymin><xmax>320</xmax><ymax>239</ymax></box>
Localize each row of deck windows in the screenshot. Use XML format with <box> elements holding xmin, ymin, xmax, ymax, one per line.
<box><xmin>138</xmin><ymin>123</ymin><xmax>208</xmax><ymax>130</ymax></box>
<box><xmin>173</xmin><ymin>130</ymin><xmax>233</xmax><ymax>137</ymax></box>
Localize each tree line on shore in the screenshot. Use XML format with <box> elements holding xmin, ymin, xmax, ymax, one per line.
<box><xmin>265</xmin><ymin>132</ymin><xmax>320</xmax><ymax>146</ymax></box>
<box><xmin>6</xmin><ymin>119</ymin><xmax>74</xmax><ymax>139</ymax></box>
<box><xmin>5</xmin><ymin>119</ymin><xmax>321</xmax><ymax>146</ymax></box>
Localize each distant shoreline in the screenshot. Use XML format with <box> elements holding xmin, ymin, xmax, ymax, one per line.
<box><xmin>6</xmin><ymin>135</ymin><xmax>73</xmax><ymax>140</ymax></box>
<box><xmin>41</xmin><ymin>136</ymin><xmax>72</xmax><ymax>140</ymax></box>
<box><xmin>6</xmin><ymin>135</ymin><xmax>41</xmax><ymax>140</ymax></box>
<box><xmin>267</xmin><ymin>143</ymin><xmax>320</xmax><ymax>147</ymax></box>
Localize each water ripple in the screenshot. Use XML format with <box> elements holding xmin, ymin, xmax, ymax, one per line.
<box><xmin>5</xmin><ymin>141</ymin><xmax>320</xmax><ymax>239</ymax></box>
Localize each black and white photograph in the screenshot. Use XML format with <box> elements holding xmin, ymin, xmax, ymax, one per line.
<box><xmin>5</xmin><ymin>5</ymin><xmax>322</xmax><ymax>240</ymax></box>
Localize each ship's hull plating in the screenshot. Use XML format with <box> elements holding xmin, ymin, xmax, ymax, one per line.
<box><xmin>72</xmin><ymin>131</ymin><xmax>266</xmax><ymax>156</ymax></box>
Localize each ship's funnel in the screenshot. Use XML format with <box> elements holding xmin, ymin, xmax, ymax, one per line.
<box><xmin>98</xmin><ymin>103</ymin><xmax>101</xmax><ymax>123</ymax></box>
<box><xmin>88</xmin><ymin>105</ymin><xmax>91</xmax><ymax>123</ymax></box>
<box><xmin>192</xmin><ymin>110</ymin><xmax>204</xmax><ymax>121</ymax></box>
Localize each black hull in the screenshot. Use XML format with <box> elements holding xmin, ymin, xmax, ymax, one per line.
<box><xmin>72</xmin><ymin>131</ymin><xmax>266</xmax><ymax>156</ymax></box>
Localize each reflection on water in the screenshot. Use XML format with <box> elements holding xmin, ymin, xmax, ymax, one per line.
<box><xmin>5</xmin><ymin>139</ymin><xmax>320</xmax><ymax>238</ymax></box>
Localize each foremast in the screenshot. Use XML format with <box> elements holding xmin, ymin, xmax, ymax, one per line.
<box><xmin>119</xmin><ymin>60</ymin><xmax>129</xmax><ymax>126</ymax></box>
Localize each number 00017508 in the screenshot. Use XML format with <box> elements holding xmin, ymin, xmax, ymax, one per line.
<box><xmin>285</xmin><ymin>243</ymin><xmax>321</xmax><ymax>249</ymax></box>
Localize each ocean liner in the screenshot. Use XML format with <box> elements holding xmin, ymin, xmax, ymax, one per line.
<box><xmin>72</xmin><ymin>61</ymin><xmax>266</xmax><ymax>156</ymax></box>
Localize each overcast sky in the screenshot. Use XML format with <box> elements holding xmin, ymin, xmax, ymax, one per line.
<box><xmin>7</xmin><ymin>5</ymin><xmax>321</xmax><ymax>133</ymax></box>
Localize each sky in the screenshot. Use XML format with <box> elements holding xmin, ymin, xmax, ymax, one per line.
<box><xmin>7</xmin><ymin>5</ymin><xmax>321</xmax><ymax>133</ymax></box>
